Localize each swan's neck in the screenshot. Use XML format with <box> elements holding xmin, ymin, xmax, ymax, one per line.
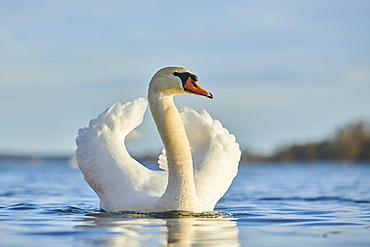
<box><xmin>148</xmin><ymin>93</ymin><xmax>197</xmax><ymax>211</ymax></box>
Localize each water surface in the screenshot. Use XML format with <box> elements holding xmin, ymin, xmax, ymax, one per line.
<box><xmin>0</xmin><ymin>160</ymin><xmax>369</xmax><ymax>246</ymax></box>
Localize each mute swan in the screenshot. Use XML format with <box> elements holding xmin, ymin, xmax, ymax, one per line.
<box><xmin>76</xmin><ymin>67</ymin><xmax>241</xmax><ymax>213</ymax></box>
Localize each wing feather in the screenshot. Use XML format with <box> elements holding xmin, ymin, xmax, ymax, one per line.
<box><xmin>76</xmin><ymin>98</ymin><xmax>165</xmax><ymax>211</ymax></box>
<box><xmin>180</xmin><ymin>107</ymin><xmax>241</xmax><ymax>209</ymax></box>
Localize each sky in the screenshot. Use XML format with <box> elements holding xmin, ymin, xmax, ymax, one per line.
<box><xmin>1</xmin><ymin>0</ymin><xmax>369</xmax><ymax>157</ymax></box>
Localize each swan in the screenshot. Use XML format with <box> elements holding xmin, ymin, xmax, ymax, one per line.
<box><xmin>76</xmin><ymin>67</ymin><xmax>241</xmax><ymax>213</ymax></box>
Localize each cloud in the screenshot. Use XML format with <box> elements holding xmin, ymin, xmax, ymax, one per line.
<box><xmin>344</xmin><ymin>65</ymin><xmax>370</xmax><ymax>87</ymax></box>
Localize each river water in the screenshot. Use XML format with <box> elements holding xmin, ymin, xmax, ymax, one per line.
<box><xmin>0</xmin><ymin>160</ymin><xmax>369</xmax><ymax>246</ymax></box>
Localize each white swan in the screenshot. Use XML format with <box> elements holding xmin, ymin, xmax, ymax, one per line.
<box><xmin>76</xmin><ymin>67</ymin><xmax>241</xmax><ymax>213</ymax></box>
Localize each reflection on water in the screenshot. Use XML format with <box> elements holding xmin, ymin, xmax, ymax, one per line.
<box><xmin>75</xmin><ymin>212</ymin><xmax>239</xmax><ymax>246</ymax></box>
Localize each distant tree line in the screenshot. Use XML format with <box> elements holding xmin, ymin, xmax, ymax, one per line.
<box><xmin>242</xmin><ymin>120</ymin><xmax>370</xmax><ymax>162</ymax></box>
<box><xmin>4</xmin><ymin>121</ymin><xmax>367</xmax><ymax>163</ymax></box>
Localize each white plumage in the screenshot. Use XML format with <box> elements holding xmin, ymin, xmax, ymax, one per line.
<box><xmin>76</xmin><ymin>67</ymin><xmax>241</xmax><ymax>212</ymax></box>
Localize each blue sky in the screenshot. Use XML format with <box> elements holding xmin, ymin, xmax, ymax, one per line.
<box><xmin>1</xmin><ymin>0</ymin><xmax>369</xmax><ymax>156</ymax></box>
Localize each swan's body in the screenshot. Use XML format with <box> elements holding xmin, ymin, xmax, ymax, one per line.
<box><xmin>76</xmin><ymin>67</ymin><xmax>241</xmax><ymax>212</ymax></box>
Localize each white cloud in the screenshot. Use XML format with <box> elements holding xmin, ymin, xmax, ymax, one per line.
<box><xmin>344</xmin><ymin>65</ymin><xmax>370</xmax><ymax>87</ymax></box>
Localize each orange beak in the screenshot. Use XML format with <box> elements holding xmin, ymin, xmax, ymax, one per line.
<box><xmin>183</xmin><ymin>77</ymin><xmax>213</xmax><ymax>99</ymax></box>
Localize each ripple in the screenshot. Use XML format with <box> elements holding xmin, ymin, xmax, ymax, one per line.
<box><xmin>300</xmin><ymin>222</ymin><xmax>364</xmax><ymax>226</ymax></box>
<box><xmin>43</xmin><ymin>206</ymin><xmax>96</xmax><ymax>215</ymax></box>
<box><xmin>285</xmin><ymin>210</ymin><xmax>336</xmax><ymax>216</ymax></box>
<box><xmin>122</xmin><ymin>210</ymin><xmax>233</xmax><ymax>218</ymax></box>
<box><xmin>83</xmin><ymin>210</ymin><xmax>234</xmax><ymax>219</ymax></box>
<box><xmin>7</xmin><ymin>203</ymin><xmax>38</xmax><ymax>210</ymax></box>
<box><xmin>28</xmin><ymin>231</ymin><xmax>87</xmax><ymax>236</ymax></box>
<box><xmin>258</xmin><ymin>196</ymin><xmax>370</xmax><ymax>204</ymax></box>
<box><xmin>238</xmin><ymin>217</ymin><xmax>324</xmax><ymax>224</ymax></box>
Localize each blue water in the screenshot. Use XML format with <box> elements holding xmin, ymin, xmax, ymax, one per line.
<box><xmin>0</xmin><ymin>160</ymin><xmax>369</xmax><ymax>246</ymax></box>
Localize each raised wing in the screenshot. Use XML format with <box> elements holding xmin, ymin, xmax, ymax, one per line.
<box><xmin>76</xmin><ymin>98</ymin><xmax>165</xmax><ymax>211</ymax></box>
<box><xmin>180</xmin><ymin>107</ymin><xmax>241</xmax><ymax>209</ymax></box>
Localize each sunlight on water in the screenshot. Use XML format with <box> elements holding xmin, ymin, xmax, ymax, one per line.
<box><xmin>0</xmin><ymin>161</ymin><xmax>369</xmax><ymax>246</ymax></box>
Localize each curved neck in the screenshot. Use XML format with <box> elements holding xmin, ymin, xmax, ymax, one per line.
<box><xmin>148</xmin><ymin>92</ymin><xmax>197</xmax><ymax>211</ymax></box>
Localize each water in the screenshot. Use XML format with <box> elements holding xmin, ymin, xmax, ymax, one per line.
<box><xmin>0</xmin><ymin>160</ymin><xmax>369</xmax><ymax>246</ymax></box>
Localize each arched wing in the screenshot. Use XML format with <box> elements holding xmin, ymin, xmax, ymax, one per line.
<box><xmin>76</xmin><ymin>98</ymin><xmax>165</xmax><ymax>211</ymax></box>
<box><xmin>158</xmin><ymin>107</ymin><xmax>241</xmax><ymax>210</ymax></box>
<box><xmin>180</xmin><ymin>107</ymin><xmax>241</xmax><ymax>209</ymax></box>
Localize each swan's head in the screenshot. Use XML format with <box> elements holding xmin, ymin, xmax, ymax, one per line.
<box><xmin>149</xmin><ymin>67</ymin><xmax>213</xmax><ymax>99</ymax></box>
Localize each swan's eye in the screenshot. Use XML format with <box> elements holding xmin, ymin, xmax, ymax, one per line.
<box><xmin>173</xmin><ymin>72</ymin><xmax>199</xmax><ymax>86</ymax></box>
<box><xmin>190</xmin><ymin>74</ymin><xmax>198</xmax><ymax>82</ymax></box>
<box><xmin>173</xmin><ymin>72</ymin><xmax>189</xmax><ymax>85</ymax></box>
